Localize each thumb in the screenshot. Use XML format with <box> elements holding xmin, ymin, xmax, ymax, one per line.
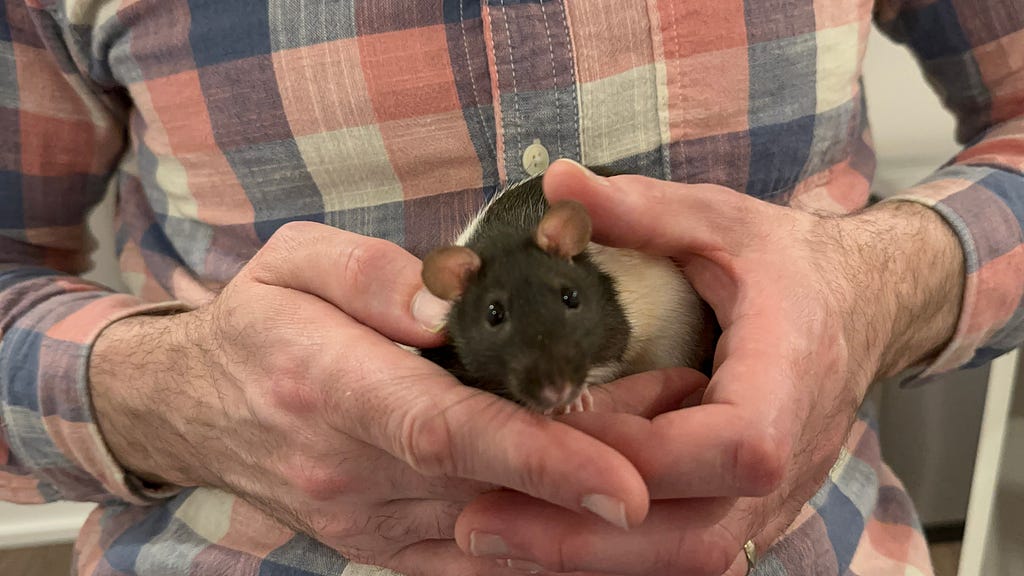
<box><xmin>542</xmin><ymin>159</ymin><xmax>761</xmax><ymax>259</ymax></box>
<box><xmin>244</xmin><ymin>221</ymin><xmax>449</xmax><ymax>348</ymax></box>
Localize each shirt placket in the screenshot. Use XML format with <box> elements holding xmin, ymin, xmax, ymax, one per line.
<box><xmin>482</xmin><ymin>0</ymin><xmax>581</xmax><ymax>185</ymax></box>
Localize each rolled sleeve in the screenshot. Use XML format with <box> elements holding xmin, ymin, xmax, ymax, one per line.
<box><xmin>1</xmin><ymin>270</ymin><xmax>186</xmax><ymax>504</ymax></box>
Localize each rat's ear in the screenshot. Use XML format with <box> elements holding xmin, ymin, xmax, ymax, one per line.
<box><xmin>535</xmin><ymin>200</ymin><xmax>592</xmax><ymax>259</ymax></box>
<box><xmin>422</xmin><ymin>246</ymin><xmax>482</xmax><ymax>301</ymax></box>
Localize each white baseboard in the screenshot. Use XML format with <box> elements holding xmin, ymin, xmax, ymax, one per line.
<box><xmin>0</xmin><ymin>501</ymin><xmax>96</xmax><ymax>550</ymax></box>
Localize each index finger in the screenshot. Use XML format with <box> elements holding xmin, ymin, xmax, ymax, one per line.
<box><xmin>245</xmin><ymin>220</ymin><xmax>448</xmax><ymax>348</ymax></box>
<box><xmin>321</xmin><ymin>312</ymin><xmax>652</xmax><ymax>529</ymax></box>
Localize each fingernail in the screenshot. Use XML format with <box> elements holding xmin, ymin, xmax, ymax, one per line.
<box><xmin>560</xmin><ymin>158</ymin><xmax>610</xmax><ymax>187</ymax></box>
<box><xmin>581</xmin><ymin>493</ymin><xmax>629</xmax><ymax>530</ymax></box>
<box><xmin>412</xmin><ymin>286</ymin><xmax>450</xmax><ymax>333</ymax></box>
<box><xmin>497</xmin><ymin>559</ymin><xmax>545</xmax><ymax>574</ymax></box>
<box><xmin>470</xmin><ymin>531</ymin><xmax>509</xmax><ymax>557</ymax></box>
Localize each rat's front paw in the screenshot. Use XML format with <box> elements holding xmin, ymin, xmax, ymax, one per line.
<box><xmin>561</xmin><ymin>388</ymin><xmax>594</xmax><ymax>414</ymax></box>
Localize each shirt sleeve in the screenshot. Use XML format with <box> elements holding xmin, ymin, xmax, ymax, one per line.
<box><xmin>873</xmin><ymin>0</ymin><xmax>1024</xmax><ymax>381</ymax></box>
<box><xmin>1</xmin><ymin>1</ymin><xmax>182</xmax><ymax>505</ymax></box>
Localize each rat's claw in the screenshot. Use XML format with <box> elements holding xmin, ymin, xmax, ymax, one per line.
<box><xmin>561</xmin><ymin>388</ymin><xmax>593</xmax><ymax>414</ymax></box>
<box><xmin>580</xmin><ymin>387</ymin><xmax>594</xmax><ymax>411</ymax></box>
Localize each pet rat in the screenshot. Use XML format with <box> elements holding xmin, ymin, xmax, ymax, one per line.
<box><xmin>418</xmin><ymin>167</ymin><xmax>716</xmax><ymax>414</ymax></box>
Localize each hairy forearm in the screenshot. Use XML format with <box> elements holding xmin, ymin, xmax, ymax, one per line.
<box><xmin>89</xmin><ymin>312</ymin><xmax>202</xmax><ymax>488</ymax></box>
<box><xmin>830</xmin><ymin>200</ymin><xmax>965</xmax><ymax>381</ymax></box>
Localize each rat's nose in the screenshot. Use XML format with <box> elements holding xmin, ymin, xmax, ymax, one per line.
<box><xmin>538</xmin><ymin>382</ymin><xmax>575</xmax><ymax>408</ymax></box>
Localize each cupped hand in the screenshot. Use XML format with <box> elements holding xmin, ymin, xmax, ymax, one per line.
<box><xmin>452</xmin><ymin>160</ymin><xmax>964</xmax><ymax>575</ymax></box>
<box><xmin>89</xmin><ymin>221</ymin><xmax>664</xmax><ymax>575</ymax></box>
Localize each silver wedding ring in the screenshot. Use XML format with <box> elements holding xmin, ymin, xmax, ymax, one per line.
<box><xmin>744</xmin><ymin>540</ymin><xmax>758</xmax><ymax>574</ymax></box>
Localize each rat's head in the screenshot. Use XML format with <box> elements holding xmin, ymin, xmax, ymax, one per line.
<box><xmin>422</xmin><ymin>201</ymin><xmax>629</xmax><ymax>412</ymax></box>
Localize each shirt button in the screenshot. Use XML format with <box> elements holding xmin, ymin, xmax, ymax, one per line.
<box><xmin>522</xmin><ymin>139</ymin><xmax>550</xmax><ymax>176</ymax></box>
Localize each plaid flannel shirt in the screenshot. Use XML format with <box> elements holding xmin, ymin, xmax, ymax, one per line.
<box><xmin>1</xmin><ymin>0</ymin><xmax>1022</xmax><ymax>574</ymax></box>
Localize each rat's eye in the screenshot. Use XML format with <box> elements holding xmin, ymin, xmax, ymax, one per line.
<box><xmin>487</xmin><ymin>301</ymin><xmax>506</xmax><ymax>326</ymax></box>
<box><xmin>561</xmin><ymin>287</ymin><xmax>580</xmax><ymax>309</ymax></box>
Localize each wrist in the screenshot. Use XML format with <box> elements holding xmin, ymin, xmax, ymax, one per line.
<box><xmin>89</xmin><ymin>311</ymin><xmax>201</xmax><ymax>488</ymax></box>
<box><xmin>823</xmin><ymin>201</ymin><xmax>965</xmax><ymax>381</ymax></box>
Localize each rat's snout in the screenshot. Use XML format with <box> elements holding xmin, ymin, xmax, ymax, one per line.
<box><xmin>518</xmin><ymin>378</ymin><xmax>579</xmax><ymax>412</ymax></box>
<box><xmin>508</xmin><ymin>347</ymin><xmax>589</xmax><ymax>411</ymax></box>
<box><xmin>537</xmin><ymin>381</ymin><xmax>576</xmax><ymax>408</ymax></box>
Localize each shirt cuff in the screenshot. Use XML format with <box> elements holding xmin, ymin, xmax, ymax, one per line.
<box><xmin>881</xmin><ymin>165</ymin><xmax>1024</xmax><ymax>386</ymax></box>
<box><xmin>1</xmin><ymin>284</ymin><xmax>188</xmax><ymax>505</ymax></box>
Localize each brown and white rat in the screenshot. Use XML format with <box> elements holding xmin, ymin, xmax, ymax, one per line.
<box><xmin>419</xmin><ymin>167</ymin><xmax>716</xmax><ymax>414</ymax></box>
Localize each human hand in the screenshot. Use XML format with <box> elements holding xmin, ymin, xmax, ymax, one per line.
<box><xmin>89</xmin><ymin>221</ymin><xmax>660</xmax><ymax>575</ymax></box>
<box><xmin>452</xmin><ymin>160</ymin><xmax>964</xmax><ymax>575</ymax></box>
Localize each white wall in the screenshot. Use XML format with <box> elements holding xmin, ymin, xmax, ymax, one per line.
<box><xmin>81</xmin><ymin>183</ymin><xmax>126</xmax><ymax>291</ymax></box>
<box><xmin>862</xmin><ymin>29</ymin><xmax>961</xmax><ymax>182</ymax></box>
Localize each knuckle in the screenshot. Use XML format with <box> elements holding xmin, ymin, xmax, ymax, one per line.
<box><xmin>519</xmin><ymin>535</ymin><xmax>569</xmax><ymax>574</ymax></box>
<box><xmin>273</xmin><ymin>220</ymin><xmax>322</xmax><ymax>244</ymax></box>
<box><xmin>249</xmin><ymin>221</ymin><xmax>322</xmax><ymax>279</ymax></box>
<box><xmin>663</xmin><ymin>532</ymin><xmax>735</xmax><ymax>576</ymax></box>
<box><xmin>290</xmin><ymin>458</ymin><xmax>351</xmax><ymax>502</ymax></box>
<box><xmin>267</xmin><ymin>360</ymin><xmax>318</xmax><ymax>416</ymax></box>
<box><xmin>700</xmin><ymin>545</ymin><xmax>739</xmax><ymax>576</ymax></box>
<box><xmin>261</xmin><ymin>221</ymin><xmax>314</xmax><ymax>259</ymax></box>
<box><xmin>552</xmin><ymin>538</ymin><xmax>571</xmax><ymax>574</ymax></box>
<box><xmin>340</xmin><ymin>238</ymin><xmax>394</xmax><ymax>291</ymax></box>
<box><xmin>399</xmin><ymin>406</ymin><xmax>457</xmax><ymax>476</ymax></box>
<box><xmin>734</xmin><ymin>428</ymin><xmax>788</xmax><ymax>495</ymax></box>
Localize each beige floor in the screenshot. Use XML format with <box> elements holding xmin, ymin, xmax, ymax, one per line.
<box><xmin>931</xmin><ymin>541</ymin><xmax>962</xmax><ymax>576</ymax></box>
<box><xmin>0</xmin><ymin>543</ymin><xmax>73</xmax><ymax>576</ymax></box>
<box><xmin>1</xmin><ymin>541</ymin><xmax>963</xmax><ymax>576</ymax></box>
